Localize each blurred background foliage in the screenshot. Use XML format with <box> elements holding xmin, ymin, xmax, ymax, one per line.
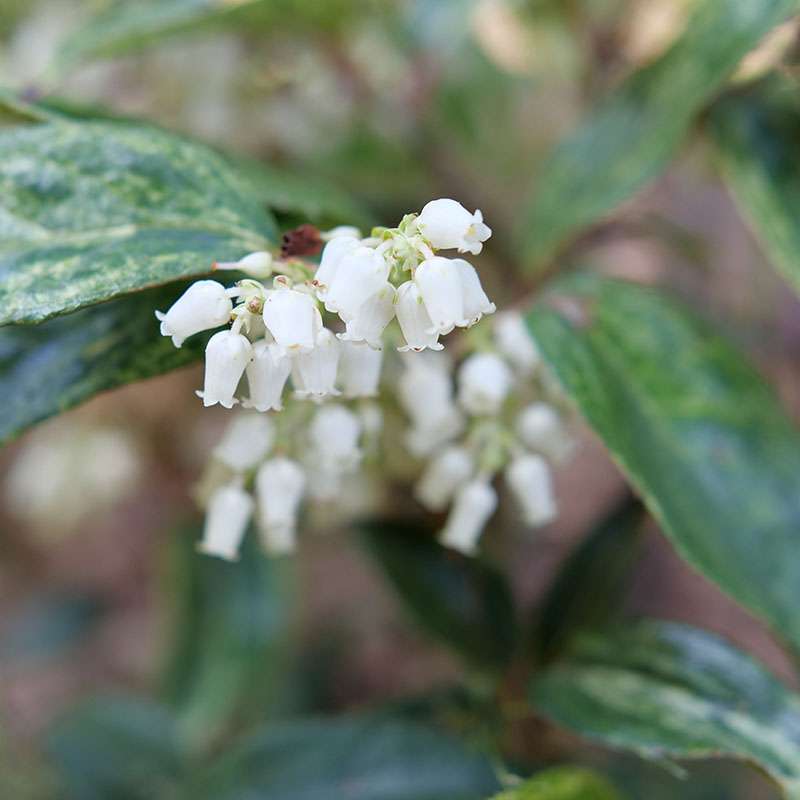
<box><xmin>2</xmin><ymin>0</ymin><xmax>800</xmax><ymax>797</ymax></box>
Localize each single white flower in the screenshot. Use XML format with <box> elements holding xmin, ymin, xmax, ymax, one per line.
<box><xmin>197</xmin><ymin>329</ymin><xmax>253</xmax><ymax>409</ymax></box>
<box><xmin>314</xmin><ymin>235</ymin><xmax>361</xmax><ymax>298</ymax></box>
<box><xmin>321</xmin><ymin>225</ymin><xmax>362</xmax><ymax>241</ymax></box>
<box><xmin>516</xmin><ymin>403</ymin><xmax>574</xmax><ymax>462</ymax></box>
<box><xmin>243</xmin><ymin>340</ymin><xmax>292</xmax><ymax>412</ymax></box>
<box><xmin>455</xmin><ymin>259</ymin><xmax>495</xmax><ymax>326</ymax></box>
<box><xmin>338</xmin><ymin>282</ymin><xmax>397</xmax><ymax>348</ymax></box>
<box><xmin>215</xmin><ymin>251</ymin><xmax>273</xmax><ymax>278</ymax></box>
<box><xmin>358</xmin><ymin>402</ymin><xmax>384</xmax><ymax>440</ymax></box>
<box><xmin>405</xmin><ymin>415</ymin><xmax>465</xmax><ymax>459</ymax></box>
<box><xmin>213</xmin><ymin>413</ymin><xmax>275</xmax><ymax>472</ymax></box>
<box><xmin>308</xmin><ymin>404</ymin><xmax>362</xmax><ymax>472</ymax></box>
<box><xmin>262</xmin><ymin>287</ymin><xmax>321</xmax><ymax>355</ymax></box>
<box><xmin>494</xmin><ymin>311</ymin><xmax>541</xmax><ymax>375</ymax></box>
<box><xmin>505</xmin><ymin>454</ymin><xmax>557</xmax><ymax>527</ymax></box>
<box><xmin>397</xmin><ymin>353</ymin><xmax>456</xmax><ymax>429</ymax></box>
<box><xmin>294</xmin><ymin>327</ymin><xmax>341</xmax><ymax>400</ymax></box>
<box><xmin>414</xmin><ymin>446</ymin><xmax>474</xmax><ymax>512</ymax></box>
<box><xmin>155</xmin><ymin>280</ymin><xmax>232</xmax><ymax>348</ymax></box>
<box><xmin>415</xmin><ymin>256</ymin><xmax>468</xmax><ymax>335</ymax></box>
<box><xmin>439</xmin><ymin>479</ymin><xmax>497</xmax><ymax>555</ymax></box>
<box><xmin>198</xmin><ymin>482</ymin><xmax>253</xmax><ymax>561</ymax></box>
<box><xmin>457</xmin><ymin>352</ymin><xmax>513</xmax><ymax>416</ymax></box>
<box><xmin>325</xmin><ymin>246</ymin><xmax>389</xmax><ymax>321</ymax></box>
<box><xmin>338</xmin><ymin>341</ymin><xmax>383</xmax><ymax>398</ymax></box>
<box><xmin>395</xmin><ymin>280</ymin><xmax>443</xmax><ymax>352</ymax></box>
<box><xmin>417</xmin><ymin>198</ymin><xmax>492</xmax><ymax>255</ymax></box>
<box><xmin>255</xmin><ymin>458</ymin><xmax>305</xmax><ymax>555</ymax></box>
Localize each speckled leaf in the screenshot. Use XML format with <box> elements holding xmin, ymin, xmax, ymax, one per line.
<box><xmin>0</xmin><ymin>120</ymin><xmax>277</xmax><ymax>324</ymax></box>
<box><xmin>361</xmin><ymin>520</ymin><xmax>517</xmax><ymax>671</ymax></box>
<box><xmin>490</xmin><ymin>767</ymin><xmax>621</xmax><ymax>800</ymax></box>
<box><xmin>192</xmin><ymin>716</ymin><xmax>500</xmax><ymax>800</ymax></box>
<box><xmin>709</xmin><ymin>80</ymin><xmax>800</xmax><ymax>297</ymax></box>
<box><xmin>0</xmin><ymin>284</ymin><xmax>204</xmax><ymax>445</ymax></box>
<box><xmin>531</xmin><ymin>621</ymin><xmax>800</xmax><ymax>799</ymax></box>
<box><xmin>519</xmin><ymin>0</ymin><xmax>800</xmax><ymax>269</ymax></box>
<box><xmin>526</xmin><ymin>276</ymin><xmax>800</xmax><ymax>653</ymax></box>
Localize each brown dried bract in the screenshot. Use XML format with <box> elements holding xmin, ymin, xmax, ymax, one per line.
<box><xmin>281</xmin><ymin>224</ymin><xmax>323</xmax><ymax>258</ymax></box>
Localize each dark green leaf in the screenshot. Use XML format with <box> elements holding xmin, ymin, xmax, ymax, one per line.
<box><xmin>0</xmin><ymin>284</ymin><xmax>204</xmax><ymax>445</ymax></box>
<box><xmin>46</xmin><ymin>696</ymin><xmax>184</xmax><ymax>800</ymax></box>
<box><xmin>194</xmin><ymin>715</ymin><xmax>500</xmax><ymax>800</ymax></box>
<box><xmin>709</xmin><ymin>79</ymin><xmax>800</xmax><ymax>297</ymax></box>
<box><xmin>161</xmin><ymin>529</ymin><xmax>294</xmax><ymax>741</ymax></box>
<box><xmin>0</xmin><ymin>119</ymin><xmax>276</xmax><ymax>324</ymax></box>
<box><xmin>531</xmin><ymin>621</ymin><xmax>800</xmax><ymax>799</ymax></box>
<box><xmin>519</xmin><ymin>0</ymin><xmax>800</xmax><ymax>268</ymax></box>
<box><xmin>533</xmin><ymin>496</ymin><xmax>644</xmax><ymax>663</ymax></box>
<box><xmin>361</xmin><ymin>519</ymin><xmax>517</xmax><ymax>671</ymax></box>
<box><xmin>490</xmin><ymin>766</ymin><xmax>621</xmax><ymax>800</ymax></box>
<box><xmin>527</xmin><ymin>276</ymin><xmax>800</xmax><ymax>654</ymax></box>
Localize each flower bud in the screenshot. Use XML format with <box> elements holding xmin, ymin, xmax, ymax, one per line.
<box><xmin>256</xmin><ymin>458</ymin><xmax>305</xmax><ymax>555</ymax></box>
<box><xmin>414</xmin><ymin>446</ymin><xmax>474</xmax><ymax>512</ymax></box>
<box><xmin>455</xmin><ymin>259</ymin><xmax>495</xmax><ymax>326</ymax></box>
<box><xmin>263</xmin><ymin>287</ymin><xmax>320</xmax><ymax>354</ymax></box>
<box><xmin>155</xmin><ymin>280</ymin><xmax>232</xmax><ymax>347</ymax></box>
<box><xmin>198</xmin><ymin>483</ymin><xmax>253</xmax><ymax>561</ymax></box>
<box><xmin>338</xmin><ymin>282</ymin><xmax>396</xmax><ymax>348</ymax></box>
<box><xmin>213</xmin><ymin>413</ymin><xmax>274</xmax><ymax>472</ymax></box>
<box><xmin>439</xmin><ymin>479</ymin><xmax>497</xmax><ymax>555</ymax></box>
<box><xmin>322</xmin><ymin>226</ymin><xmax>362</xmax><ymax>241</ymax></box>
<box><xmin>457</xmin><ymin>352</ymin><xmax>513</xmax><ymax>416</ymax></box>
<box><xmin>338</xmin><ymin>341</ymin><xmax>383</xmax><ymax>398</ymax></box>
<box><xmin>505</xmin><ymin>454</ymin><xmax>557</xmax><ymax>527</ymax></box>
<box><xmin>314</xmin><ymin>236</ymin><xmax>361</xmax><ymax>298</ymax></box>
<box><xmin>494</xmin><ymin>311</ymin><xmax>541</xmax><ymax>375</ymax></box>
<box><xmin>417</xmin><ymin>198</ymin><xmax>492</xmax><ymax>255</ymax></box>
<box><xmin>294</xmin><ymin>327</ymin><xmax>341</xmax><ymax>400</ymax></box>
<box><xmin>325</xmin><ymin>246</ymin><xmax>389</xmax><ymax>321</ymax></box>
<box><xmin>415</xmin><ymin>257</ymin><xmax>467</xmax><ymax>335</ymax></box>
<box><xmin>395</xmin><ymin>281</ymin><xmax>443</xmax><ymax>352</ymax></box>
<box><xmin>243</xmin><ymin>340</ymin><xmax>291</xmax><ymax>412</ymax></box>
<box><xmin>516</xmin><ymin>402</ymin><xmax>573</xmax><ymax>462</ymax></box>
<box><xmin>308</xmin><ymin>404</ymin><xmax>362</xmax><ymax>472</ymax></box>
<box><xmin>198</xmin><ymin>329</ymin><xmax>253</xmax><ymax>408</ymax></box>
<box><xmin>236</xmin><ymin>251</ymin><xmax>273</xmax><ymax>278</ymax></box>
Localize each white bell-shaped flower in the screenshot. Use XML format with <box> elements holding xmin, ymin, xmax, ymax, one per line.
<box><xmin>405</xmin><ymin>414</ymin><xmax>464</xmax><ymax>459</ymax></box>
<box><xmin>457</xmin><ymin>352</ymin><xmax>513</xmax><ymax>416</ymax></box>
<box><xmin>398</xmin><ymin>354</ymin><xmax>456</xmax><ymax>428</ymax></box>
<box><xmin>256</xmin><ymin>458</ymin><xmax>305</xmax><ymax>555</ymax></box>
<box><xmin>263</xmin><ymin>287</ymin><xmax>320</xmax><ymax>354</ymax></box>
<box><xmin>308</xmin><ymin>404</ymin><xmax>362</xmax><ymax>472</ymax></box>
<box><xmin>322</xmin><ymin>226</ymin><xmax>362</xmax><ymax>241</ymax></box>
<box><xmin>198</xmin><ymin>482</ymin><xmax>253</xmax><ymax>561</ymax></box>
<box><xmin>314</xmin><ymin>236</ymin><xmax>361</xmax><ymax>298</ymax></box>
<box><xmin>395</xmin><ymin>281</ymin><xmax>443</xmax><ymax>352</ymax></box>
<box><xmin>338</xmin><ymin>341</ymin><xmax>383</xmax><ymax>398</ymax></box>
<box><xmin>243</xmin><ymin>340</ymin><xmax>291</xmax><ymax>412</ymax></box>
<box><xmin>505</xmin><ymin>454</ymin><xmax>557</xmax><ymax>527</ymax></box>
<box><xmin>414</xmin><ymin>446</ymin><xmax>474</xmax><ymax>512</ymax></box>
<box><xmin>338</xmin><ymin>282</ymin><xmax>397</xmax><ymax>348</ymax></box>
<box><xmin>294</xmin><ymin>327</ymin><xmax>341</xmax><ymax>400</ymax></box>
<box><xmin>213</xmin><ymin>413</ymin><xmax>274</xmax><ymax>472</ymax></box>
<box><xmin>417</xmin><ymin>198</ymin><xmax>492</xmax><ymax>255</ymax></box>
<box><xmin>415</xmin><ymin>257</ymin><xmax>468</xmax><ymax>335</ymax></box>
<box><xmin>516</xmin><ymin>402</ymin><xmax>573</xmax><ymax>462</ymax></box>
<box><xmin>198</xmin><ymin>329</ymin><xmax>253</xmax><ymax>408</ymax></box>
<box><xmin>439</xmin><ymin>479</ymin><xmax>497</xmax><ymax>555</ymax></box>
<box><xmin>455</xmin><ymin>259</ymin><xmax>495</xmax><ymax>326</ymax></box>
<box><xmin>324</xmin><ymin>246</ymin><xmax>389</xmax><ymax>321</ymax></box>
<box><xmin>155</xmin><ymin>280</ymin><xmax>232</xmax><ymax>347</ymax></box>
<box><xmin>494</xmin><ymin>311</ymin><xmax>541</xmax><ymax>375</ymax></box>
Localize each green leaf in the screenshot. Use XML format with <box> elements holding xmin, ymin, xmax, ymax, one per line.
<box><xmin>531</xmin><ymin>621</ymin><xmax>800</xmax><ymax>799</ymax></box>
<box><xmin>361</xmin><ymin>519</ymin><xmax>517</xmax><ymax>671</ymax></box>
<box><xmin>526</xmin><ymin>276</ymin><xmax>800</xmax><ymax>654</ymax></box>
<box><xmin>0</xmin><ymin>119</ymin><xmax>277</xmax><ymax>324</ymax></box>
<box><xmin>491</xmin><ymin>766</ymin><xmax>621</xmax><ymax>800</ymax></box>
<box><xmin>46</xmin><ymin>696</ymin><xmax>184</xmax><ymax>800</ymax></box>
<box><xmin>161</xmin><ymin>529</ymin><xmax>294</xmax><ymax>743</ymax></box>
<box><xmin>0</xmin><ymin>284</ymin><xmax>204</xmax><ymax>445</ymax></box>
<box><xmin>519</xmin><ymin>0</ymin><xmax>800</xmax><ymax>268</ymax></box>
<box><xmin>709</xmin><ymin>79</ymin><xmax>800</xmax><ymax>297</ymax></box>
<box><xmin>193</xmin><ymin>715</ymin><xmax>500</xmax><ymax>800</ymax></box>
<box><xmin>533</xmin><ymin>496</ymin><xmax>645</xmax><ymax>663</ymax></box>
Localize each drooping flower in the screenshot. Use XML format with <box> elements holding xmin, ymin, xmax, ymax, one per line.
<box><xmin>155</xmin><ymin>280</ymin><xmax>232</xmax><ymax>347</ymax></box>
<box><xmin>214</xmin><ymin>251</ymin><xmax>274</xmax><ymax>278</ymax></box>
<box><xmin>438</xmin><ymin>479</ymin><xmax>497</xmax><ymax>554</ymax></box>
<box><xmin>198</xmin><ymin>482</ymin><xmax>253</xmax><ymax>561</ymax></box>
<box><xmin>457</xmin><ymin>352</ymin><xmax>513</xmax><ymax>416</ymax></box>
<box><xmin>455</xmin><ymin>259</ymin><xmax>496</xmax><ymax>326</ymax></box>
<box><xmin>415</xmin><ymin>256</ymin><xmax>468</xmax><ymax>335</ymax></box>
<box><xmin>314</xmin><ymin>235</ymin><xmax>361</xmax><ymax>299</ymax></box>
<box><xmin>414</xmin><ymin>445</ymin><xmax>474</xmax><ymax>512</ymax></box>
<box><xmin>338</xmin><ymin>282</ymin><xmax>397</xmax><ymax>348</ymax></box>
<box><xmin>338</xmin><ymin>341</ymin><xmax>383</xmax><ymax>398</ymax></box>
<box><xmin>198</xmin><ymin>329</ymin><xmax>253</xmax><ymax>408</ymax></box>
<box><xmin>255</xmin><ymin>458</ymin><xmax>305</xmax><ymax>555</ymax></box>
<box><xmin>294</xmin><ymin>327</ymin><xmax>341</xmax><ymax>400</ymax></box>
<box><xmin>395</xmin><ymin>281</ymin><xmax>443</xmax><ymax>352</ymax></box>
<box><xmin>213</xmin><ymin>413</ymin><xmax>275</xmax><ymax>472</ymax></box>
<box><xmin>516</xmin><ymin>402</ymin><xmax>573</xmax><ymax>462</ymax></box>
<box><xmin>493</xmin><ymin>311</ymin><xmax>541</xmax><ymax>375</ymax></box>
<box><xmin>417</xmin><ymin>198</ymin><xmax>492</xmax><ymax>255</ymax></box>
<box><xmin>324</xmin><ymin>246</ymin><xmax>389</xmax><ymax>321</ymax></box>
<box><xmin>505</xmin><ymin>454</ymin><xmax>557</xmax><ymax>527</ymax></box>
<box><xmin>243</xmin><ymin>341</ymin><xmax>292</xmax><ymax>412</ymax></box>
<box><xmin>308</xmin><ymin>404</ymin><xmax>362</xmax><ymax>472</ymax></box>
<box><xmin>262</xmin><ymin>287</ymin><xmax>320</xmax><ymax>355</ymax></box>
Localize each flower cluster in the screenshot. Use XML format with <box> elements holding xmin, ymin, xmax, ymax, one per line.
<box><xmin>402</xmin><ymin>311</ymin><xmax>575</xmax><ymax>555</ymax></box>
